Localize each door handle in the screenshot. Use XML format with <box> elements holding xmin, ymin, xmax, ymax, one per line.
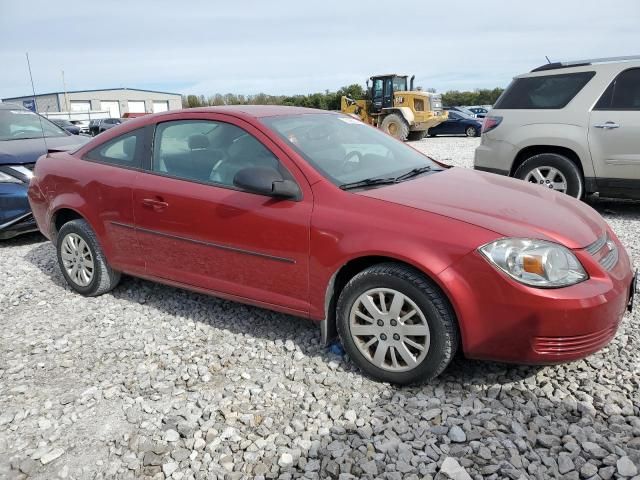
<box><xmin>142</xmin><ymin>198</ymin><xmax>169</xmax><ymax>211</ymax></box>
<box><xmin>594</xmin><ymin>122</ymin><xmax>620</xmax><ymax>129</ymax></box>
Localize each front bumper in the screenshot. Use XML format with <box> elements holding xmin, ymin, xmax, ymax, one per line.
<box><xmin>439</xmin><ymin>233</ymin><xmax>634</xmax><ymax>364</ymax></box>
<box><xmin>0</xmin><ymin>183</ymin><xmax>37</xmax><ymax>240</ymax></box>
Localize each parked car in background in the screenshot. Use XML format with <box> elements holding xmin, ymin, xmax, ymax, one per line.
<box><xmin>427</xmin><ymin>110</ymin><xmax>482</xmax><ymax>137</ymax></box>
<box><xmin>467</xmin><ymin>107</ymin><xmax>489</xmax><ymax>118</ymax></box>
<box><xmin>445</xmin><ymin>106</ymin><xmax>478</xmax><ymax>118</ymax></box>
<box><xmin>28</xmin><ymin>106</ymin><xmax>636</xmax><ymax>385</ymax></box>
<box><xmin>89</xmin><ymin>118</ymin><xmax>124</xmax><ymax>136</ymax></box>
<box><xmin>0</xmin><ymin>103</ymin><xmax>89</xmax><ymax>239</ymax></box>
<box><xmin>475</xmin><ymin>55</ymin><xmax>640</xmax><ymax>199</ymax></box>
<box><xmin>51</xmin><ymin>119</ymin><xmax>81</xmax><ymax>135</ymax></box>
<box><xmin>71</xmin><ymin>120</ymin><xmax>90</xmax><ymax>135</ymax></box>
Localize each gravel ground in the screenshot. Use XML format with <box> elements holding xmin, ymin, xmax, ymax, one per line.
<box><xmin>1</xmin><ymin>136</ymin><xmax>639</xmax><ymax>480</ymax></box>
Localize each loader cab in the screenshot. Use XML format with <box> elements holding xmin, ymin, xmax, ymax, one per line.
<box><xmin>369</xmin><ymin>75</ymin><xmax>409</xmax><ymax>113</ymax></box>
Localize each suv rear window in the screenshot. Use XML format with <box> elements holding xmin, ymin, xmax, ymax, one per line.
<box><xmin>494</xmin><ymin>71</ymin><xmax>595</xmax><ymax>109</ymax></box>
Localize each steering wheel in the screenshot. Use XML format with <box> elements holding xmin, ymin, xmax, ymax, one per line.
<box><xmin>11</xmin><ymin>130</ymin><xmax>34</xmax><ymax>138</ymax></box>
<box><xmin>341</xmin><ymin>150</ymin><xmax>362</xmax><ymax>174</ymax></box>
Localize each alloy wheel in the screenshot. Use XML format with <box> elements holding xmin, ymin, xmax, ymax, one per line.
<box><xmin>349</xmin><ymin>288</ymin><xmax>430</xmax><ymax>372</ymax></box>
<box><xmin>524</xmin><ymin>167</ymin><xmax>568</xmax><ymax>193</ymax></box>
<box><xmin>60</xmin><ymin>233</ymin><xmax>95</xmax><ymax>287</ymax></box>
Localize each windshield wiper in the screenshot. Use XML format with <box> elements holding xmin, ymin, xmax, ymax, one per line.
<box><xmin>339</xmin><ymin>177</ymin><xmax>397</xmax><ymax>190</ymax></box>
<box><xmin>393</xmin><ymin>166</ymin><xmax>433</xmax><ymax>182</ymax></box>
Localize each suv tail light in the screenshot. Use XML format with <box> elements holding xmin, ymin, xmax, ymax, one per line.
<box><xmin>482</xmin><ymin>116</ymin><xmax>502</xmax><ymax>134</ymax></box>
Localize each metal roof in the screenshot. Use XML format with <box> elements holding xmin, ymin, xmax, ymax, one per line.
<box><xmin>2</xmin><ymin>87</ymin><xmax>181</xmax><ymax>101</ymax></box>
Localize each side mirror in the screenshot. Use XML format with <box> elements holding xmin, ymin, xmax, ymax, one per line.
<box><xmin>233</xmin><ymin>167</ymin><xmax>300</xmax><ymax>200</ymax></box>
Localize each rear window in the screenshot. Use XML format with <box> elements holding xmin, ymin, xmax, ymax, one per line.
<box><xmin>494</xmin><ymin>71</ymin><xmax>595</xmax><ymax>109</ymax></box>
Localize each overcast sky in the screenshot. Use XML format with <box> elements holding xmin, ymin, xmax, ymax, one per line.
<box><xmin>1</xmin><ymin>0</ymin><xmax>639</xmax><ymax>99</ymax></box>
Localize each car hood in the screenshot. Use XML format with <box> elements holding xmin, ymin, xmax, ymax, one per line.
<box><xmin>357</xmin><ymin>168</ymin><xmax>605</xmax><ymax>249</ymax></box>
<box><xmin>0</xmin><ymin>136</ymin><xmax>90</xmax><ymax>165</ymax></box>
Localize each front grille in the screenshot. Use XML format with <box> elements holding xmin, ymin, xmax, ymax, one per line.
<box><xmin>585</xmin><ymin>232</ymin><xmax>618</xmax><ymax>271</ymax></box>
<box><xmin>532</xmin><ymin>326</ymin><xmax>617</xmax><ymax>355</ymax></box>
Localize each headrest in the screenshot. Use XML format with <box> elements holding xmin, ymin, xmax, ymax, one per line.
<box><xmin>188</xmin><ymin>134</ymin><xmax>209</xmax><ymax>150</ymax></box>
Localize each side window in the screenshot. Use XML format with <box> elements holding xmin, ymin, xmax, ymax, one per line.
<box><xmin>595</xmin><ymin>68</ymin><xmax>640</xmax><ymax>111</ymax></box>
<box><xmin>153</xmin><ymin>120</ymin><xmax>283</xmax><ymax>188</ymax></box>
<box><xmin>373</xmin><ymin>79</ymin><xmax>383</xmax><ymax>98</ymax></box>
<box><xmin>84</xmin><ymin>129</ymin><xmax>143</xmax><ymax>167</ymax></box>
<box><xmin>494</xmin><ymin>72</ymin><xmax>595</xmax><ymax>109</ymax></box>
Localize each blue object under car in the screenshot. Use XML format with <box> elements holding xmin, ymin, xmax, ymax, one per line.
<box><xmin>0</xmin><ymin>103</ymin><xmax>90</xmax><ymax>239</ymax></box>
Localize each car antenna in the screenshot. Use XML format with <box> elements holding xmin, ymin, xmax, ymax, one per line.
<box><xmin>25</xmin><ymin>52</ymin><xmax>49</xmax><ymax>156</ymax></box>
<box><xmin>545</xmin><ymin>55</ymin><xmax>552</xmax><ymax>64</ymax></box>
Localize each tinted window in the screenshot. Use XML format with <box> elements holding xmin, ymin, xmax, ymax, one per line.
<box><xmin>595</xmin><ymin>68</ymin><xmax>640</xmax><ymax>110</ymax></box>
<box><xmin>494</xmin><ymin>72</ymin><xmax>595</xmax><ymax>109</ymax></box>
<box><xmin>153</xmin><ymin>120</ymin><xmax>282</xmax><ymax>188</ymax></box>
<box><xmin>85</xmin><ymin>129</ymin><xmax>143</xmax><ymax>167</ymax></box>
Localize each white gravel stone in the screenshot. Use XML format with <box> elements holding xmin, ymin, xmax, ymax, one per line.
<box><xmin>616</xmin><ymin>456</ymin><xmax>638</xmax><ymax>477</ymax></box>
<box><xmin>40</xmin><ymin>448</ymin><xmax>64</xmax><ymax>465</ymax></box>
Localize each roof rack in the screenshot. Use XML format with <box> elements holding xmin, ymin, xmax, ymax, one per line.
<box><xmin>531</xmin><ymin>55</ymin><xmax>640</xmax><ymax>72</ymax></box>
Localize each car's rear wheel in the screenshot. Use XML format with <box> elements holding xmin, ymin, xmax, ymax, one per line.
<box><xmin>380</xmin><ymin>114</ymin><xmax>409</xmax><ymax>141</ymax></box>
<box><xmin>514</xmin><ymin>153</ymin><xmax>584</xmax><ymax>198</ymax></box>
<box><xmin>336</xmin><ymin>263</ymin><xmax>458</xmax><ymax>385</ymax></box>
<box><xmin>465</xmin><ymin>126</ymin><xmax>478</xmax><ymax>137</ymax></box>
<box><xmin>56</xmin><ymin>219</ymin><xmax>120</xmax><ymax>296</ymax></box>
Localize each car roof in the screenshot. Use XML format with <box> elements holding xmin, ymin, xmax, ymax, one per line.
<box><xmin>184</xmin><ymin>105</ymin><xmax>333</xmax><ymax>118</ymax></box>
<box><xmin>519</xmin><ymin>58</ymin><xmax>640</xmax><ymax>79</ymax></box>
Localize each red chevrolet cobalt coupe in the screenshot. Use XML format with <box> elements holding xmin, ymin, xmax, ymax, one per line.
<box><xmin>28</xmin><ymin>106</ymin><xmax>636</xmax><ymax>384</ymax></box>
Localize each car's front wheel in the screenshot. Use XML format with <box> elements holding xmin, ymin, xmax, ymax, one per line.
<box><xmin>514</xmin><ymin>153</ymin><xmax>584</xmax><ymax>198</ymax></box>
<box><xmin>336</xmin><ymin>263</ymin><xmax>459</xmax><ymax>385</ymax></box>
<box><xmin>56</xmin><ymin>219</ymin><xmax>120</xmax><ymax>296</ymax></box>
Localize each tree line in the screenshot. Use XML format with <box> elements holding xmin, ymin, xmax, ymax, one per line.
<box><xmin>182</xmin><ymin>85</ymin><xmax>504</xmax><ymax>110</ymax></box>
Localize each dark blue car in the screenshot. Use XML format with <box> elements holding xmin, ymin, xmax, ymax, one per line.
<box><xmin>0</xmin><ymin>103</ymin><xmax>89</xmax><ymax>239</ymax></box>
<box><xmin>428</xmin><ymin>110</ymin><xmax>483</xmax><ymax>137</ymax></box>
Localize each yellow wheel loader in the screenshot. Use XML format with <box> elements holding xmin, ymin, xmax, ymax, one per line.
<box><xmin>340</xmin><ymin>74</ymin><xmax>447</xmax><ymax>141</ymax></box>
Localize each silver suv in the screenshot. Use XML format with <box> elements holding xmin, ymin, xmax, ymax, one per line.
<box><xmin>474</xmin><ymin>56</ymin><xmax>640</xmax><ymax>199</ymax></box>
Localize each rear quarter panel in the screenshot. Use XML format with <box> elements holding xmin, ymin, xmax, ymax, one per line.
<box><xmin>29</xmin><ymin>152</ymin><xmax>142</xmax><ymax>271</ymax></box>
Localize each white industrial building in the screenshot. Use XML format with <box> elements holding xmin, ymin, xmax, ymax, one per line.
<box><xmin>2</xmin><ymin>88</ymin><xmax>182</xmax><ymax>118</ymax></box>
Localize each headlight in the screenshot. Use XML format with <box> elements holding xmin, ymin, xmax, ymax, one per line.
<box><xmin>0</xmin><ymin>171</ymin><xmax>22</xmax><ymax>184</ymax></box>
<box><xmin>479</xmin><ymin>238</ymin><xmax>587</xmax><ymax>288</ymax></box>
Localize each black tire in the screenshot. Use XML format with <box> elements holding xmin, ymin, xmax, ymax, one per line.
<box><xmin>428</xmin><ymin>131</ymin><xmax>436</xmax><ymax>137</ymax></box>
<box><xmin>380</xmin><ymin>113</ymin><xmax>409</xmax><ymax>141</ymax></box>
<box><xmin>514</xmin><ymin>153</ymin><xmax>584</xmax><ymax>199</ymax></box>
<box><xmin>465</xmin><ymin>126</ymin><xmax>478</xmax><ymax>137</ymax></box>
<box><xmin>407</xmin><ymin>130</ymin><xmax>427</xmax><ymax>141</ymax></box>
<box><xmin>336</xmin><ymin>263</ymin><xmax>459</xmax><ymax>385</ymax></box>
<box><xmin>56</xmin><ymin>219</ymin><xmax>120</xmax><ymax>296</ymax></box>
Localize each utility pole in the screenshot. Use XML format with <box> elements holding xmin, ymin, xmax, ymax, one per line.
<box><xmin>62</xmin><ymin>70</ymin><xmax>70</xmax><ymax>113</ymax></box>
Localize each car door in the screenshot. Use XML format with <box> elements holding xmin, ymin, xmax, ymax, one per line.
<box><xmin>132</xmin><ymin>114</ymin><xmax>312</xmax><ymax>314</ymax></box>
<box><xmin>589</xmin><ymin>68</ymin><xmax>640</xmax><ymax>194</ymax></box>
<box><xmin>80</xmin><ymin>127</ymin><xmax>149</xmax><ymax>271</ymax></box>
<box><xmin>442</xmin><ymin>112</ymin><xmax>459</xmax><ymax>134</ymax></box>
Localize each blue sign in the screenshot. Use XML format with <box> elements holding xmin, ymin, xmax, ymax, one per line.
<box><xmin>23</xmin><ymin>99</ymin><xmax>36</xmax><ymax>112</ymax></box>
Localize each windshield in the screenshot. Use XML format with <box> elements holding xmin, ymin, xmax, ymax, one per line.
<box><xmin>262</xmin><ymin>113</ymin><xmax>441</xmax><ymax>186</ymax></box>
<box><xmin>0</xmin><ymin>109</ymin><xmax>68</xmax><ymax>141</ymax></box>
